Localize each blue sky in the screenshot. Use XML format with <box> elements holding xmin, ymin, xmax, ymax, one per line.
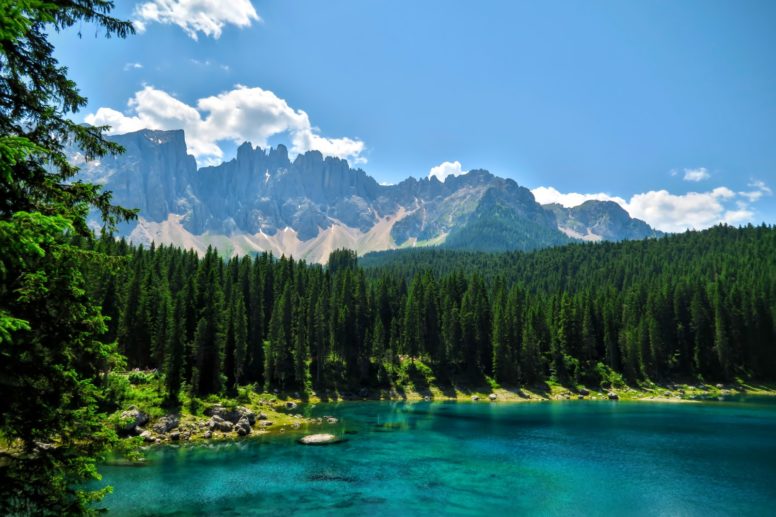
<box><xmin>52</xmin><ymin>0</ymin><xmax>775</xmax><ymax>231</ymax></box>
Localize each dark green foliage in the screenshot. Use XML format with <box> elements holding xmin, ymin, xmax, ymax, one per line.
<box><xmin>0</xmin><ymin>2</ymin><xmax>136</xmax><ymax>514</ymax></box>
<box><xmin>83</xmin><ymin>224</ymin><xmax>776</xmax><ymax>405</ymax></box>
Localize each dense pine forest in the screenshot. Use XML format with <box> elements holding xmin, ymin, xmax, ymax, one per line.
<box><xmin>81</xmin><ymin>224</ymin><xmax>776</xmax><ymax>402</ymax></box>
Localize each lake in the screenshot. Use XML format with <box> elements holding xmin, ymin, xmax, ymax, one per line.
<box><xmin>97</xmin><ymin>398</ymin><xmax>776</xmax><ymax>516</ymax></box>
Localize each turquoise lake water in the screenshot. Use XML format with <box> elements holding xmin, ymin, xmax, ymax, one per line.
<box><xmin>97</xmin><ymin>398</ymin><xmax>776</xmax><ymax>516</ymax></box>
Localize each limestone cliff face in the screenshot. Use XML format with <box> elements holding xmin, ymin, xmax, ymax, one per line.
<box><xmin>83</xmin><ymin>129</ymin><xmax>660</xmax><ymax>261</ymax></box>
<box><xmin>543</xmin><ymin>200</ymin><xmax>662</xmax><ymax>242</ymax></box>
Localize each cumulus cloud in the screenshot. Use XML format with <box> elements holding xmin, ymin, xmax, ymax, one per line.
<box><xmin>123</xmin><ymin>62</ymin><xmax>143</xmax><ymax>71</ymax></box>
<box><xmin>429</xmin><ymin>161</ymin><xmax>466</xmax><ymax>182</ymax></box>
<box><xmin>531</xmin><ymin>184</ymin><xmax>767</xmax><ymax>233</ymax></box>
<box><xmin>133</xmin><ymin>0</ymin><xmax>260</xmax><ymax>40</ymax></box>
<box><xmin>85</xmin><ymin>85</ymin><xmax>366</xmax><ymax>167</ymax></box>
<box><xmin>683</xmin><ymin>167</ymin><xmax>710</xmax><ymax>182</ymax></box>
<box><xmin>531</xmin><ymin>186</ymin><xmax>627</xmax><ymax>207</ymax></box>
<box><xmin>739</xmin><ymin>180</ymin><xmax>772</xmax><ymax>203</ymax></box>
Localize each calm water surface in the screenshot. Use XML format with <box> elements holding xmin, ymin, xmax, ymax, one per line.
<box><xmin>97</xmin><ymin>398</ymin><xmax>776</xmax><ymax>516</ymax></box>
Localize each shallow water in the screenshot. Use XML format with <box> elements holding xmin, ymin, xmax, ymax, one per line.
<box><xmin>97</xmin><ymin>398</ymin><xmax>776</xmax><ymax>516</ymax></box>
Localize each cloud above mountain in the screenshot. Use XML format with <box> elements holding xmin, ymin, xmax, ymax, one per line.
<box><xmin>429</xmin><ymin>161</ymin><xmax>466</xmax><ymax>182</ymax></box>
<box><xmin>532</xmin><ymin>187</ymin><xmax>627</xmax><ymax>208</ymax></box>
<box><xmin>133</xmin><ymin>0</ymin><xmax>260</xmax><ymax>40</ymax></box>
<box><xmin>532</xmin><ymin>181</ymin><xmax>771</xmax><ymax>233</ymax></box>
<box><xmin>85</xmin><ymin>85</ymin><xmax>366</xmax><ymax>166</ymax></box>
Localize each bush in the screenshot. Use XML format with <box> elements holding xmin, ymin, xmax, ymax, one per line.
<box><xmin>102</xmin><ymin>372</ymin><xmax>131</xmax><ymax>410</ymax></box>
<box><xmin>127</xmin><ymin>370</ymin><xmax>156</xmax><ymax>385</ymax></box>
<box><xmin>594</xmin><ymin>362</ymin><xmax>625</xmax><ymax>389</ymax></box>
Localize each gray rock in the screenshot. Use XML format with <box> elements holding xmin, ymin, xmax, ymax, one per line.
<box><xmin>152</xmin><ymin>414</ymin><xmax>180</xmax><ymax>434</ymax></box>
<box><xmin>260</xmin><ymin>421</ymin><xmax>273</xmax><ymax>427</ymax></box>
<box><xmin>579</xmin><ymin>388</ymin><xmax>590</xmax><ymax>396</ymax></box>
<box><xmin>169</xmin><ymin>431</ymin><xmax>180</xmax><ymax>441</ymax></box>
<box><xmin>119</xmin><ymin>408</ymin><xmax>149</xmax><ymax>433</ymax></box>
<box><xmin>235</xmin><ymin>416</ymin><xmax>252</xmax><ymax>436</ymax></box>
<box><xmin>471</xmin><ymin>395</ymin><xmax>480</xmax><ymax>401</ymax></box>
<box><xmin>139</xmin><ymin>430</ymin><xmax>155</xmax><ymax>443</ymax></box>
<box><xmin>608</xmin><ymin>392</ymin><xmax>619</xmax><ymax>400</ymax></box>
<box><xmin>285</xmin><ymin>401</ymin><xmax>298</xmax><ymax>410</ymax></box>
<box><xmin>203</xmin><ymin>431</ymin><xmax>212</xmax><ymax>439</ymax></box>
<box><xmin>208</xmin><ymin>416</ymin><xmax>234</xmax><ymax>432</ymax></box>
<box><xmin>204</xmin><ymin>405</ymin><xmax>256</xmax><ymax>424</ymax></box>
<box><xmin>298</xmin><ymin>433</ymin><xmax>342</xmax><ymax>445</ymax></box>
<box><xmin>488</xmin><ymin>393</ymin><xmax>497</xmax><ymax>401</ymax></box>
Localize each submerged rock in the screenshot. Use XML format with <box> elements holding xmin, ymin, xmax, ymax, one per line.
<box><xmin>298</xmin><ymin>433</ymin><xmax>342</xmax><ymax>445</ymax></box>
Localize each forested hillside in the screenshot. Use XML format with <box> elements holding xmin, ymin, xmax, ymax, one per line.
<box><xmin>82</xmin><ymin>224</ymin><xmax>776</xmax><ymax>399</ymax></box>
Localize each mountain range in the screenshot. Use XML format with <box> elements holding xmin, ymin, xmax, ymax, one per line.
<box><xmin>77</xmin><ymin>129</ymin><xmax>661</xmax><ymax>262</ymax></box>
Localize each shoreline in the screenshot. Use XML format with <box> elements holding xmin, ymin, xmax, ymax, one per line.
<box><xmin>111</xmin><ymin>381</ymin><xmax>776</xmax><ymax>457</ymax></box>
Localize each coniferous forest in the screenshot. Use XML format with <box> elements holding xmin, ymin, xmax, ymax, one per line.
<box><xmin>80</xmin><ymin>224</ymin><xmax>776</xmax><ymax>403</ymax></box>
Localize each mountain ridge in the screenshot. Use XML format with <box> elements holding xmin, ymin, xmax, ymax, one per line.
<box><xmin>80</xmin><ymin>128</ymin><xmax>660</xmax><ymax>262</ymax></box>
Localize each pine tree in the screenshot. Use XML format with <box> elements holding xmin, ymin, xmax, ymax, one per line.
<box><xmin>191</xmin><ymin>249</ymin><xmax>226</xmax><ymax>395</ymax></box>
<box><xmin>164</xmin><ymin>292</ymin><xmax>187</xmax><ymax>404</ymax></box>
<box><xmin>0</xmin><ymin>3</ymin><xmax>135</xmax><ymax>512</ymax></box>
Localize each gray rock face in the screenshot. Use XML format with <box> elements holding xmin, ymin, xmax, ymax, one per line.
<box><xmin>544</xmin><ymin>200</ymin><xmax>662</xmax><ymax>241</ymax></box>
<box><xmin>82</xmin><ymin>129</ymin><xmax>661</xmax><ymax>258</ymax></box>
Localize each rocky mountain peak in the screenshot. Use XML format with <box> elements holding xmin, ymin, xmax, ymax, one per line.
<box><xmin>82</xmin><ymin>128</ymin><xmax>662</xmax><ymax>261</ymax></box>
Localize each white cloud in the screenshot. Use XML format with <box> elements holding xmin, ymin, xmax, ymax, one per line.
<box><xmin>531</xmin><ymin>186</ymin><xmax>627</xmax><ymax>207</ymax></box>
<box><xmin>626</xmin><ymin>187</ymin><xmax>737</xmax><ymax>232</ymax></box>
<box><xmin>739</xmin><ymin>179</ymin><xmax>772</xmax><ymax>203</ymax></box>
<box><xmin>85</xmin><ymin>85</ymin><xmax>366</xmax><ymax>167</ymax></box>
<box><xmin>189</xmin><ymin>58</ymin><xmax>230</xmax><ymax>72</ymax></box>
<box><xmin>683</xmin><ymin>167</ymin><xmax>710</xmax><ymax>182</ymax></box>
<box><xmin>133</xmin><ymin>0</ymin><xmax>260</xmax><ymax>40</ymax></box>
<box><xmin>123</xmin><ymin>62</ymin><xmax>143</xmax><ymax>71</ymax></box>
<box><xmin>532</xmin><ymin>184</ymin><xmax>764</xmax><ymax>233</ymax></box>
<box><xmin>429</xmin><ymin>161</ymin><xmax>466</xmax><ymax>182</ymax></box>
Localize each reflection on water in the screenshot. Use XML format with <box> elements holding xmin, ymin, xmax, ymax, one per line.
<box><xmin>97</xmin><ymin>399</ymin><xmax>776</xmax><ymax>516</ymax></box>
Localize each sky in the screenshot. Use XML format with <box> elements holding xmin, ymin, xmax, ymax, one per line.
<box><xmin>51</xmin><ymin>0</ymin><xmax>776</xmax><ymax>232</ymax></box>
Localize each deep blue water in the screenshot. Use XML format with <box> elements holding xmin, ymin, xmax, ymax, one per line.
<box><xmin>97</xmin><ymin>398</ymin><xmax>776</xmax><ymax>516</ymax></box>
